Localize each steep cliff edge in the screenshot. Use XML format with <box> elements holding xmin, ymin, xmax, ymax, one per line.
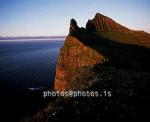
<box><xmin>54</xmin><ymin>17</ymin><xmax>107</xmax><ymax>91</ymax></box>
<box><xmin>54</xmin><ymin>35</ymin><xmax>106</xmax><ymax>91</ymax></box>
<box><xmin>54</xmin><ymin>13</ymin><xmax>150</xmax><ymax>92</ymax></box>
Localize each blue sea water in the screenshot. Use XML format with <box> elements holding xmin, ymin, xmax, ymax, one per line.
<box><xmin>0</xmin><ymin>39</ymin><xmax>64</xmax><ymax>91</ymax></box>
<box><xmin>0</xmin><ymin>39</ymin><xmax>64</xmax><ymax>121</ymax></box>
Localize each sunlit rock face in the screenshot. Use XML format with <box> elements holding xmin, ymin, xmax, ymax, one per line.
<box><xmin>54</xmin><ymin>35</ymin><xmax>105</xmax><ymax>91</ymax></box>
<box><xmin>86</xmin><ymin>13</ymin><xmax>132</xmax><ymax>33</ymax></box>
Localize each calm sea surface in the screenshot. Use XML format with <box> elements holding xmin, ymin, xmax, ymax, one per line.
<box><xmin>0</xmin><ymin>39</ymin><xmax>64</xmax><ymax>121</ymax></box>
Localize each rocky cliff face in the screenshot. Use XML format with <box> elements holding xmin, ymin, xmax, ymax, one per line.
<box><xmin>54</xmin><ymin>13</ymin><xmax>150</xmax><ymax>92</ymax></box>
<box><xmin>54</xmin><ymin>35</ymin><xmax>105</xmax><ymax>91</ymax></box>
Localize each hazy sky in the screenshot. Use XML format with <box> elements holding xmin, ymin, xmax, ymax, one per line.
<box><xmin>0</xmin><ymin>0</ymin><xmax>150</xmax><ymax>36</ymax></box>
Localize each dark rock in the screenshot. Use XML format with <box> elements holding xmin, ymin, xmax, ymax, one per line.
<box><xmin>69</xmin><ymin>19</ymin><xmax>80</xmax><ymax>35</ymax></box>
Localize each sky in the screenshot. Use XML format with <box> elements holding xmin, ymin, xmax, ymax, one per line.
<box><xmin>0</xmin><ymin>0</ymin><xmax>150</xmax><ymax>36</ymax></box>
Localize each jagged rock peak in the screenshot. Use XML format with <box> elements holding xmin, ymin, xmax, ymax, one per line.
<box><xmin>86</xmin><ymin>13</ymin><xmax>132</xmax><ymax>33</ymax></box>
<box><xmin>69</xmin><ymin>13</ymin><xmax>134</xmax><ymax>35</ymax></box>
<box><xmin>70</xmin><ymin>19</ymin><xmax>78</xmax><ymax>27</ymax></box>
<box><xmin>95</xmin><ymin>13</ymin><xmax>105</xmax><ymax>18</ymax></box>
<box><xmin>69</xmin><ymin>18</ymin><xmax>80</xmax><ymax>35</ymax></box>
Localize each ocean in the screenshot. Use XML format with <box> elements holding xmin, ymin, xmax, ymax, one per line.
<box><xmin>0</xmin><ymin>38</ymin><xmax>64</xmax><ymax>121</ymax></box>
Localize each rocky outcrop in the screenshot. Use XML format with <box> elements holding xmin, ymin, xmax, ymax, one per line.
<box><xmin>69</xmin><ymin>19</ymin><xmax>80</xmax><ymax>35</ymax></box>
<box><xmin>54</xmin><ymin>13</ymin><xmax>150</xmax><ymax>92</ymax></box>
<box><xmin>86</xmin><ymin>13</ymin><xmax>132</xmax><ymax>33</ymax></box>
<box><xmin>54</xmin><ymin>36</ymin><xmax>105</xmax><ymax>91</ymax></box>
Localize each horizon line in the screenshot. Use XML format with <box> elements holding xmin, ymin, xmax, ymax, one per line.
<box><xmin>0</xmin><ymin>35</ymin><xmax>67</xmax><ymax>38</ymax></box>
